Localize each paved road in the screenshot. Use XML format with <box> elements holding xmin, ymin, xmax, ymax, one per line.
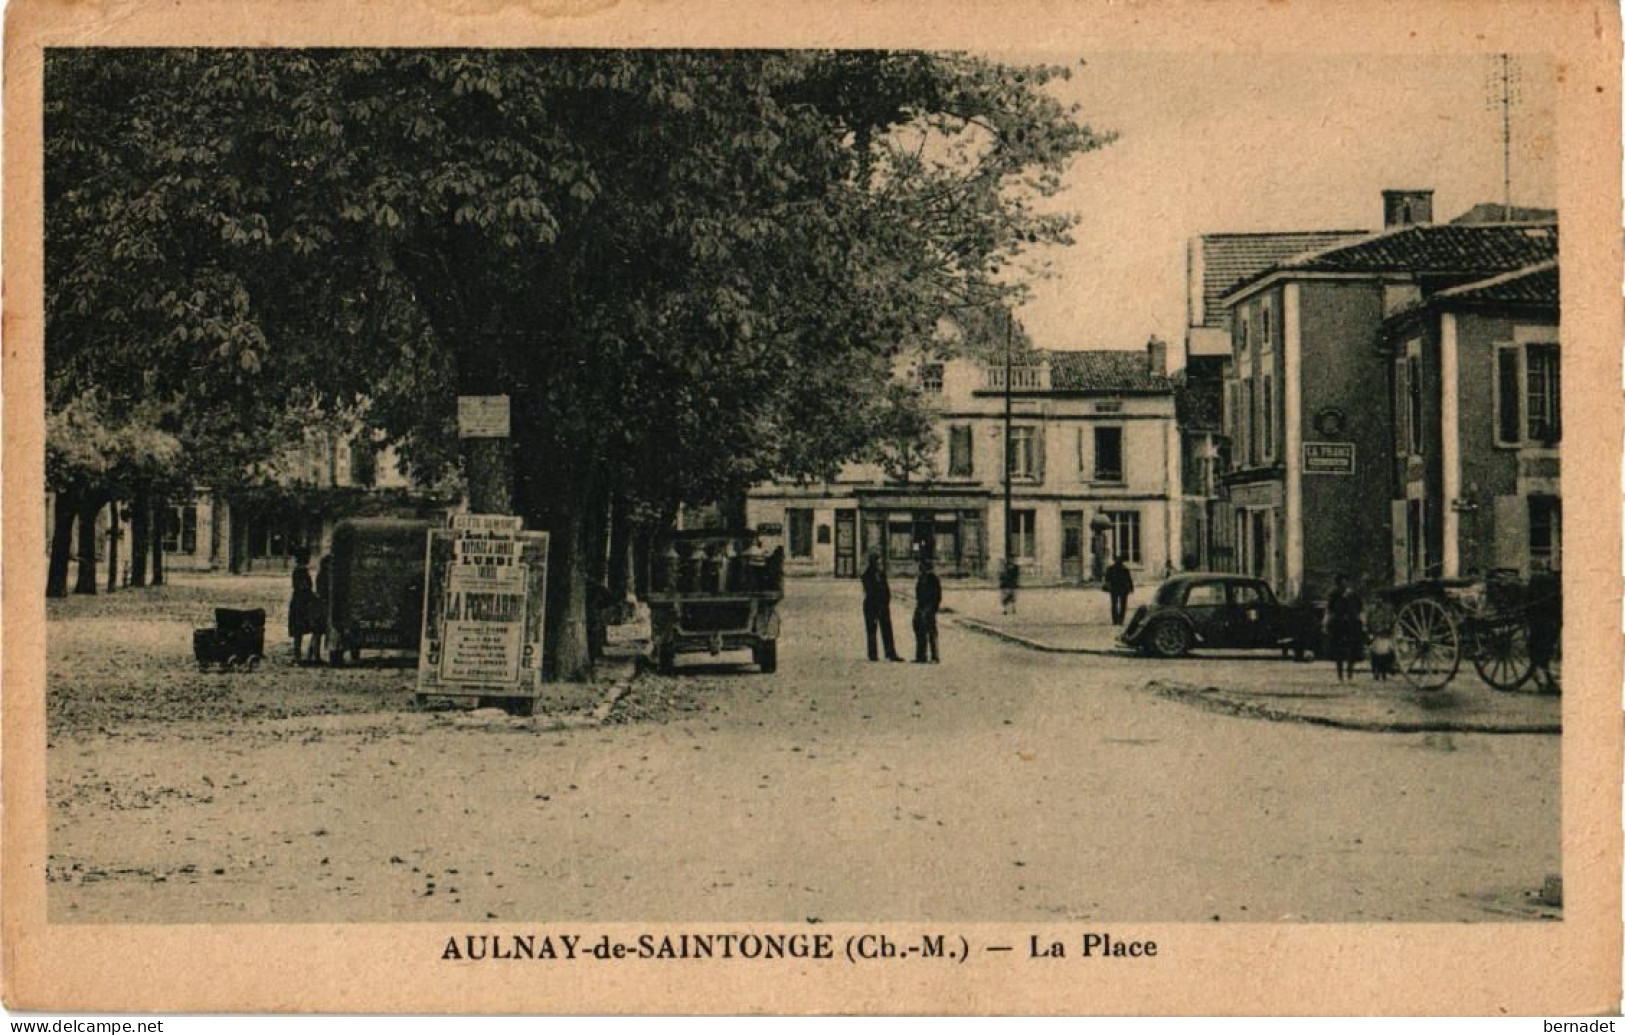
<box><xmin>47</xmin><ymin>578</ymin><xmax>1559</xmax><ymax>923</ymax></box>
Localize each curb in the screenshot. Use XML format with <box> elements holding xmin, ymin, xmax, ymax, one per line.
<box><xmin>951</xmin><ymin>615</ymin><xmax>1126</xmax><ymax>657</ymax></box>
<box><xmin>1145</xmin><ymin>679</ymin><xmax>1561</xmax><ymax>736</ymax></box>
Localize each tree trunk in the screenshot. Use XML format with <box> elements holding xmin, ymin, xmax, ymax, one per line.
<box><xmin>149</xmin><ymin>494</ymin><xmax>167</xmax><ymax>587</ymax></box>
<box><xmin>73</xmin><ymin>497</ymin><xmax>102</xmax><ymax>595</ymax></box>
<box><xmin>516</xmin><ymin>464</ymin><xmax>593</xmax><ymax>682</ymax></box>
<box><xmin>228</xmin><ymin>497</ymin><xmax>246</xmax><ymax>574</ymax></box>
<box><xmin>464</xmin><ymin>437</ymin><xmax>513</xmax><ymax>515</ymax></box>
<box><xmin>546</xmin><ymin>504</ymin><xmax>594</xmax><ymax>682</ymax></box>
<box><xmin>129</xmin><ymin>486</ymin><xmax>150</xmax><ymax>587</ymax></box>
<box><xmin>47</xmin><ymin>492</ymin><xmax>77</xmax><ymax>598</ymax></box>
<box><xmin>607</xmin><ymin>497</ymin><xmax>633</xmax><ymax>600</ymax></box>
<box><xmin>631</xmin><ymin>526</ymin><xmax>654</xmax><ymax>599</ymax></box>
<box><xmin>106</xmin><ymin>500</ymin><xmax>121</xmax><ymax>593</ymax></box>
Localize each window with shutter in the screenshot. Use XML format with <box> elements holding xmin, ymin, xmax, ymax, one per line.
<box><xmin>1407</xmin><ymin>351</ymin><xmax>1424</xmax><ymax>455</ymax></box>
<box><xmin>947</xmin><ymin>425</ymin><xmax>973</xmax><ymax>477</ymax></box>
<box><xmin>1496</xmin><ymin>345</ymin><xmax>1521</xmax><ymax>446</ymax></box>
<box><xmin>1526</xmin><ymin>344</ymin><xmax>1560</xmax><ymax>444</ymax></box>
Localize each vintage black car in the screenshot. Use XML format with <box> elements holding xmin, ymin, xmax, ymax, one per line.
<box><xmin>1120</xmin><ymin>573</ymin><xmax>1318</xmax><ymax>659</ymax></box>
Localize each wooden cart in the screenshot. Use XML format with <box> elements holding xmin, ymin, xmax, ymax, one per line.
<box><xmin>1381</xmin><ymin>570</ymin><xmax>1561</xmax><ymax>693</ymax></box>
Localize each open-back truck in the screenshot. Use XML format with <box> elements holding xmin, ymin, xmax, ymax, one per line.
<box><xmin>645</xmin><ymin>531</ymin><xmax>783</xmax><ymax>674</ymax></box>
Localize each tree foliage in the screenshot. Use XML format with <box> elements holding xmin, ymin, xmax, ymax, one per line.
<box><xmin>45</xmin><ymin>48</ymin><xmax>1110</xmax><ymax>668</ymax></box>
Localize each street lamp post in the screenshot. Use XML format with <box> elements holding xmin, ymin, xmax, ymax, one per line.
<box><xmin>1002</xmin><ymin>311</ymin><xmax>1014</xmax><ymax>569</ymax></box>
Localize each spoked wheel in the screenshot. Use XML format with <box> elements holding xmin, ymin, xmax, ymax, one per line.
<box><xmin>1392</xmin><ymin>597</ymin><xmax>1461</xmax><ymax>690</ymax></box>
<box><xmin>1471</xmin><ymin>621</ymin><xmax>1536</xmax><ymax>692</ymax></box>
<box><xmin>1149</xmin><ymin>619</ymin><xmax>1192</xmax><ymax>658</ymax></box>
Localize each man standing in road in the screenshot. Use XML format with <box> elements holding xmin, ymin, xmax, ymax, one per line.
<box><xmin>913</xmin><ymin>559</ymin><xmax>942</xmax><ymax>664</ymax></box>
<box><xmin>862</xmin><ymin>551</ymin><xmax>904</xmax><ymax>662</ymax></box>
<box><xmin>1105</xmin><ymin>554</ymin><xmax>1135</xmax><ymax>626</ymax></box>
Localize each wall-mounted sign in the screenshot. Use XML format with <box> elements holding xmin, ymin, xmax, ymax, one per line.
<box><xmin>1094</xmin><ymin>400</ymin><xmax>1123</xmax><ymax>414</ymax></box>
<box><xmin>418</xmin><ymin>518</ymin><xmax>549</xmax><ymax>703</ymax></box>
<box><xmin>1303</xmin><ymin>441</ymin><xmax>1356</xmax><ymax>475</ymax></box>
<box><xmin>451</xmin><ymin>513</ymin><xmax>524</xmax><ymax>533</ymax></box>
<box><xmin>457</xmin><ymin>395</ymin><xmax>511</xmax><ymax>438</ymax></box>
<box><xmin>756</xmin><ymin>522</ymin><xmax>783</xmax><ymax>536</ymax></box>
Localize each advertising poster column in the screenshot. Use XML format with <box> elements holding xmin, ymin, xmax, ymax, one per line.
<box><xmin>417</xmin><ymin>515</ymin><xmax>549</xmax><ymax>711</ymax></box>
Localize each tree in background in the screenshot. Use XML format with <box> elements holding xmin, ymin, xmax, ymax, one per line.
<box><xmin>45</xmin><ymin>49</ymin><xmax>1110</xmax><ymax>673</ymax></box>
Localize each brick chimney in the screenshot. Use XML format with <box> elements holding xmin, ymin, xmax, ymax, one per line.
<box><xmin>1146</xmin><ymin>335</ymin><xmax>1168</xmax><ymax>376</ymax></box>
<box><xmin>1383</xmin><ymin>189</ymin><xmax>1434</xmax><ymax>229</ymax></box>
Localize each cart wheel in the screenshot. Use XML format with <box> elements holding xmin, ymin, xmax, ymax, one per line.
<box><xmin>1471</xmin><ymin>623</ymin><xmax>1535</xmax><ymax>692</ymax></box>
<box><xmin>244</xmin><ymin>656</ymin><xmax>261</xmax><ymax>672</ymax></box>
<box><xmin>1393</xmin><ymin>598</ymin><xmax>1460</xmax><ymax>690</ymax></box>
<box><xmin>754</xmin><ymin>641</ymin><xmax>778</xmax><ymax>674</ymax></box>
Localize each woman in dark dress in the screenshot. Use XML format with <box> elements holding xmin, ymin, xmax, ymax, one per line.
<box><xmin>1325</xmin><ymin>573</ymin><xmax>1364</xmax><ymax>682</ymax></box>
<box><xmin>288</xmin><ymin>552</ymin><xmax>316</xmax><ymax>662</ymax></box>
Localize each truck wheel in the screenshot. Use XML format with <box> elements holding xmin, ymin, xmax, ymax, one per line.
<box><xmin>754</xmin><ymin>641</ymin><xmax>778</xmax><ymax>674</ymax></box>
<box><xmin>1149</xmin><ymin>620</ymin><xmax>1192</xmax><ymax>658</ymax></box>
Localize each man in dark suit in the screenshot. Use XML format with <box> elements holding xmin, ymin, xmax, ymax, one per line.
<box><xmin>862</xmin><ymin>551</ymin><xmax>904</xmax><ymax>662</ymax></box>
<box><xmin>913</xmin><ymin>560</ymin><xmax>942</xmax><ymax>663</ymax></box>
<box><xmin>1105</xmin><ymin>555</ymin><xmax>1135</xmax><ymax>626</ymax></box>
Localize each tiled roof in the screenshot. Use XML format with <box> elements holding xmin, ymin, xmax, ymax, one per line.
<box><xmin>1434</xmin><ymin>260</ymin><xmax>1558</xmax><ymax>308</ymax></box>
<box><xmin>1196</xmin><ymin>231</ymin><xmax>1368</xmax><ymax>329</ymax></box>
<box><xmin>1449</xmin><ymin>203</ymin><xmax>1559</xmax><ymax>225</ymax></box>
<box><xmin>1226</xmin><ymin>222</ymin><xmax>1558</xmax><ymax>299</ymax></box>
<box><xmin>1044</xmin><ymin>350</ymin><xmax>1174</xmax><ymax>394</ymax></box>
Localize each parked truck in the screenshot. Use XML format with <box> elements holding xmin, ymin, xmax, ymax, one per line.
<box><xmin>645</xmin><ymin>531</ymin><xmax>783</xmax><ymax>673</ymax></box>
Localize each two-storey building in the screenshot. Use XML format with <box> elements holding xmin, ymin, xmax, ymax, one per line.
<box><xmin>745</xmin><ymin>343</ymin><xmax>1178</xmax><ymax>583</ymax></box>
<box><xmin>1216</xmin><ymin>189</ymin><xmax>1557</xmax><ymax>599</ymax></box>
<box><xmin>1180</xmin><ymin>228</ymin><xmax>1368</xmax><ymax>571</ymax></box>
<box><xmin>1379</xmin><ymin>259</ymin><xmax>1560</xmax><ymax>580</ymax></box>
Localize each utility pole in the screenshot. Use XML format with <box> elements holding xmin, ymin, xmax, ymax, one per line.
<box><xmin>1003</xmin><ymin>310</ymin><xmax>1014</xmax><ymax>565</ymax></box>
<box><xmin>1488</xmin><ymin>54</ymin><xmax>1520</xmax><ymax>220</ymax></box>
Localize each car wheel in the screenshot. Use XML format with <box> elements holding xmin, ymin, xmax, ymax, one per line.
<box><xmin>1149</xmin><ymin>620</ymin><xmax>1192</xmax><ymax>658</ymax></box>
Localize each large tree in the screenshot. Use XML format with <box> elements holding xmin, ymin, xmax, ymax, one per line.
<box><xmin>45</xmin><ymin>48</ymin><xmax>1109</xmax><ymax>674</ymax></box>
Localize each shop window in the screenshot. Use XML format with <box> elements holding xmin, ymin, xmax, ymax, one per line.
<box><xmin>1104</xmin><ymin>509</ymin><xmax>1142</xmax><ymax>564</ymax></box>
<box><xmin>787</xmin><ymin>509</ymin><xmax>815</xmax><ymax>558</ymax></box>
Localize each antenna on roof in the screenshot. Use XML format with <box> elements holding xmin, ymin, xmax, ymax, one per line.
<box><xmin>1486</xmin><ymin>54</ymin><xmax>1522</xmax><ymax>220</ymax></box>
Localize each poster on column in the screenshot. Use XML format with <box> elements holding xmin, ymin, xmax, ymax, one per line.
<box><xmin>417</xmin><ymin>520</ymin><xmax>549</xmax><ymax>700</ymax></box>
